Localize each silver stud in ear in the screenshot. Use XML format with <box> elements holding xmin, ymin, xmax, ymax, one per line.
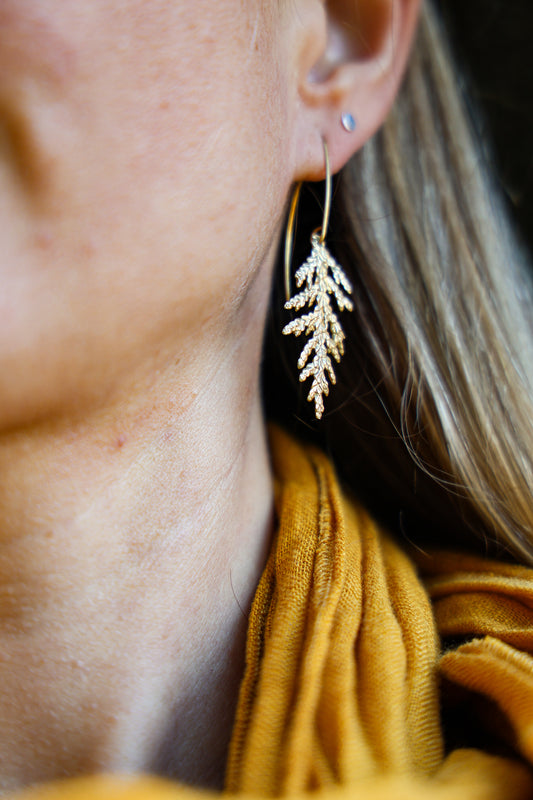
<box><xmin>341</xmin><ymin>112</ymin><xmax>356</xmax><ymax>132</ymax></box>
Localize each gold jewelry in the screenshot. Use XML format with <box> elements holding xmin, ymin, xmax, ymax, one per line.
<box><xmin>282</xmin><ymin>139</ymin><xmax>353</xmax><ymax>420</ymax></box>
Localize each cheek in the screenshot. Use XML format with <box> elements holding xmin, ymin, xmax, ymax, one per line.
<box><xmin>86</xmin><ymin>2</ymin><xmax>291</xmax><ymax>320</ymax></box>
<box><xmin>1</xmin><ymin>1</ymin><xmax>288</xmax><ymax>220</ymax></box>
<box><xmin>0</xmin><ymin>1</ymin><xmax>291</xmax><ymax>423</ymax></box>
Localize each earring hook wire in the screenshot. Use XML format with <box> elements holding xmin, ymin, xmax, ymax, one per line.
<box><xmin>284</xmin><ymin>138</ymin><xmax>331</xmax><ymax>302</ymax></box>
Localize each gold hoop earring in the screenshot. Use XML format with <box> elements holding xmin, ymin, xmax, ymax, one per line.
<box><xmin>282</xmin><ymin>139</ymin><xmax>353</xmax><ymax>420</ymax></box>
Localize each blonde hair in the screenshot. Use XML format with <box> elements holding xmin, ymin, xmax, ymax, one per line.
<box><xmin>266</xmin><ymin>2</ymin><xmax>533</xmax><ymax>561</ymax></box>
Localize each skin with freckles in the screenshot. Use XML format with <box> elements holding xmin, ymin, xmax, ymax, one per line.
<box><xmin>0</xmin><ymin>1</ymin><xmax>293</xmax><ymax>426</ymax></box>
<box><xmin>0</xmin><ymin>0</ymin><xmax>421</xmax><ymax>792</ymax></box>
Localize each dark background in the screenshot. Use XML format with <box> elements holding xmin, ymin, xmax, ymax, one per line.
<box><xmin>439</xmin><ymin>0</ymin><xmax>532</xmax><ymax>250</ymax></box>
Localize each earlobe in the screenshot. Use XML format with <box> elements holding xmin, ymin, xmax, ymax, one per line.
<box><xmin>294</xmin><ymin>0</ymin><xmax>422</xmax><ymax>180</ymax></box>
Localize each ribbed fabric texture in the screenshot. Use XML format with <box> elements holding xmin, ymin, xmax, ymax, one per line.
<box><xmin>10</xmin><ymin>428</ymin><xmax>533</xmax><ymax>800</ymax></box>
<box><xmin>226</xmin><ymin>428</ymin><xmax>444</xmax><ymax>792</ymax></box>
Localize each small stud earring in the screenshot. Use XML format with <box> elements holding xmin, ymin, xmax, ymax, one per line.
<box><xmin>341</xmin><ymin>113</ymin><xmax>356</xmax><ymax>133</ymax></box>
<box><xmin>282</xmin><ymin>139</ymin><xmax>353</xmax><ymax>420</ymax></box>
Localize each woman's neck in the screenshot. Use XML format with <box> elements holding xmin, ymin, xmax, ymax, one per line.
<box><xmin>0</xmin><ymin>333</ymin><xmax>274</xmax><ymax>791</ymax></box>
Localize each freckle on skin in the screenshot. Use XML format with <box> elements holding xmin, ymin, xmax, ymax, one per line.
<box><xmin>34</xmin><ymin>231</ymin><xmax>53</xmax><ymax>250</ymax></box>
<box><xmin>159</xmin><ymin>100</ymin><xmax>170</xmax><ymax>110</ymax></box>
<box><xmin>81</xmin><ymin>240</ymin><xmax>97</xmax><ymax>257</ymax></box>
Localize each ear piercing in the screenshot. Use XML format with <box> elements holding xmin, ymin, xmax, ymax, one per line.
<box><xmin>341</xmin><ymin>113</ymin><xmax>356</xmax><ymax>132</ymax></box>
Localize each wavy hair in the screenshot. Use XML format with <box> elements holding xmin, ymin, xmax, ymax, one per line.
<box><xmin>264</xmin><ymin>1</ymin><xmax>533</xmax><ymax>562</ymax></box>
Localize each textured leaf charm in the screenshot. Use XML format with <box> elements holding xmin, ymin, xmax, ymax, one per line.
<box><xmin>282</xmin><ymin>233</ymin><xmax>353</xmax><ymax>419</ymax></box>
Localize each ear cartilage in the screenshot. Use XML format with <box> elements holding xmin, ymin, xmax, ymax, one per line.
<box><xmin>341</xmin><ymin>113</ymin><xmax>356</xmax><ymax>132</ymax></box>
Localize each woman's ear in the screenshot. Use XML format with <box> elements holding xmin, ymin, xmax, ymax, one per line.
<box><xmin>289</xmin><ymin>0</ymin><xmax>422</xmax><ymax>179</ymax></box>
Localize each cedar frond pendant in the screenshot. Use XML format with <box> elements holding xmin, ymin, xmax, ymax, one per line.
<box><xmin>282</xmin><ymin>233</ymin><xmax>353</xmax><ymax>420</ymax></box>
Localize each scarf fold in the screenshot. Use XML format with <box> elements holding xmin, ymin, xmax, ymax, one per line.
<box><xmin>226</xmin><ymin>428</ymin><xmax>533</xmax><ymax>796</ymax></box>
<box><xmin>11</xmin><ymin>428</ymin><xmax>533</xmax><ymax>800</ymax></box>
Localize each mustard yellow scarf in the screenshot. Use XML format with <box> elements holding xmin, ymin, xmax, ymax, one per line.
<box><xmin>12</xmin><ymin>429</ymin><xmax>533</xmax><ymax>799</ymax></box>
